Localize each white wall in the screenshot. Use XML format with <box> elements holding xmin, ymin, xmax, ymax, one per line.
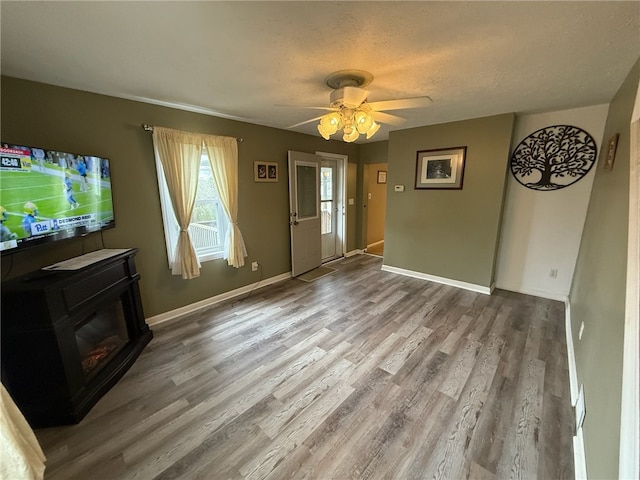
<box><xmin>495</xmin><ymin>104</ymin><xmax>609</xmax><ymax>300</ymax></box>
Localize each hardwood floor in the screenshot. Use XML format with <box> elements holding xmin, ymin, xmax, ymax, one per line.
<box><xmin>35</xmin><ymin>254</ymin><xmax>574</xmax><ymax>479</ymax></box>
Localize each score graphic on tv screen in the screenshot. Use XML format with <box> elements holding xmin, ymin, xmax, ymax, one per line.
<box><xmin>0</xmin><ymin>143</ymin><xmax>115</xmax><ymax>254</ymax></box>
<box><xmin>1</xmin><ymin>146</ymin><xmax>32</xmax><ymax>171</ymax></box>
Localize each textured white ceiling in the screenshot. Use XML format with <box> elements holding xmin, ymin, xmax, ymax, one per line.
<box><xmin>2</xmin><ymin>1</ymin><xmax>639</xmax><ymax>142</ymax></box>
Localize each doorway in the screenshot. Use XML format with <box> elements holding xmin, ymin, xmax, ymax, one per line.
<box><xmin>288</xmin><ymin>150</ymin><xmax>346</xmax><ymax>276</ymax></box>
<box><xmin>320</xmin><ymin>159</ymin><xmax>338</xmax><ymax>261</ymax></box>
<box><xmin>364</xmin><ymin>163</ymin><xmax>388</xmax><ymax>256</ymax></box>
<box><xmin>317</xmin><ymin>152</ymin><xmax>347</xmax><ymax>263</ymax></box>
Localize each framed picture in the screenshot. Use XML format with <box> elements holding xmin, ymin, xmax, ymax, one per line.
<box><xmin>377</xmin><ymin>170</ymin><xmax>387</xmax><ymax>184</ymax></box>
<box><xmin>604</xmin><ymin>133</ymin><xmax>619</xmax><ymax>171</ymax></box>
<box><xmin>415</xmin><ymin>146</ymin><xmax>467</xmax><ymax>189</ymax></box>
<box><xmin>254</xmin><ymin>161</ymin><xmax>278</xmax><ymax>182</ymax></box>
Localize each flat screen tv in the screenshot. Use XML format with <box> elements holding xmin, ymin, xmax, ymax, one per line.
<box><xmin>0</xmin><ymin>142</ymin><xmax>115</xmax><ymax>255</ymax></box>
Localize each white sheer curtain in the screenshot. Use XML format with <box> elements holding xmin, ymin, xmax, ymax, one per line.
<box><xmin>203</xmin><ymin>134</ymin><xmax>247</xmax><ymax>267</ymax></box>
<box><xmin>152</xmin><ymin>127</ymin><xmax>202</xmax><ymax>279</ymax></box>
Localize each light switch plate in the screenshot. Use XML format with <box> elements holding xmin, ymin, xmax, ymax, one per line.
<box><xmin>394</xmin><ymin>185</ymin><xmax>405</xmax><ymax>192</ymax></box>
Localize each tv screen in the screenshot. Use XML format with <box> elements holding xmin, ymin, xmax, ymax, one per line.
<box><xmin>0</xmin><ymin>142</ymin><xmax>115</xmax><ymax>255</ymax></box>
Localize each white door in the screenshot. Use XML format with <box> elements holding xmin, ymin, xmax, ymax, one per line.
<box><xmin>288</xmin><ymin>151</ymin><xmax>321</xmax><ymax>276</ymax></box>
<box><xmin>320</xmin><ymin>159</ymin><xmax>338</xmax><ymax>261</ymax></box>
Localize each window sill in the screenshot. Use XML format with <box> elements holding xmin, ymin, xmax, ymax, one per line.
<box><xmin>198</xmin><ymin>250</ymin><xmax>224</xmax><ymax>263</ymax></box>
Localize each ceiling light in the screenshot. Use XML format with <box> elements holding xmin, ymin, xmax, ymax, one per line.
<box><xmin>354</xmin><ymin>110</ymin><xmax>374</xmax><ymax>134</ymax></box>
<box><xmin>318</xmin><ymin>103</ymin><xmax>380</xmax><ymax>143</ymax></box>
<box><xmin>366</xmin><ymin>121</ymin><xmax>380</xmax><ymax>139</ymax></box>
<box><xmin>318</xmin><ymin>112</ymin><xmax>340</xmax><ymax>140</ymax></box>
<box><xmin>343</xmin><ymin>127</ymin><xmax>359</xmax><ymax>143</ymax></box>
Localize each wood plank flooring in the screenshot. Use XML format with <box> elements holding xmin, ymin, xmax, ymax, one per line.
<box><xmin>35</xmin><ymin>254</ymin><xmax>574</xmax><ymax>479</ymax></box>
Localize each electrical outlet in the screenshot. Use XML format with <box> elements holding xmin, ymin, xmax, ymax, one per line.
<box><xmin>549</xmin><ymin>268</ymin><xmax>558</xmax><ymax>278</ymax></box>
<box><xmin>251</xmin><ymin>261</ymin><xmax>259</xmax><ymax>272</ymax></box>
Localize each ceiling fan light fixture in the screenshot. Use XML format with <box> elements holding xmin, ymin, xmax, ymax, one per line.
<box><xmin>317</xmin><ymin>123</ymin><xmax>331</xmax><ymax>140</ymax></box>
<box><xmin>318</xmin><ymin>112</ymin><xmax>341</xmax><ymax>139</ymax></box>
<box><xmin>320</xmin><ymin>112</ymin><xmax>340</xmax><ymax>130</ymax></box>
<box><xmin>343</xmin><ymin>128</ymin><xmax>359</xmax><ymax>143</ymax></box>
<box><xmin>315</xmin><ymin>70</ymin><xmax>384</xmax><ymax>143</ymax></box>
<box><xmin>310</xmin><ymin>69</ymin><xmax>429</xmax><ymax>142</ymax></box>
<box><xmin>355</xmin><ymin>109</ymin><xmax>374</xmax><ymax>134</ymax></box>
<box><xmin>317</xmin><ymin>105</ymin><xmax>380</xmax><ymax>142</ymax></box>
<box><xmin>365</xmin><ymin>121</ymin><xmax>380</xmax><ymax>139</ymax></box>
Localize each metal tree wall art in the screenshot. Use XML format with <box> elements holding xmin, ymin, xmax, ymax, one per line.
<box><xmin>510</xmin><ymin>125</ymin><xmax>597</xmax><ymax>191</ymax></box>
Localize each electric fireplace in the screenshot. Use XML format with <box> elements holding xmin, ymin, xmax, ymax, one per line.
<box><xmin>1</xmin><ymin>249</ymin><xmax>152</xmax><ymax>427</ymax></box>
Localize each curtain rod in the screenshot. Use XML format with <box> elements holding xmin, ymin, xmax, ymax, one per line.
<box><xmin>141</xmin><ymin>124</ymin><xmax>243</xmax><ymax>143</ymax></box>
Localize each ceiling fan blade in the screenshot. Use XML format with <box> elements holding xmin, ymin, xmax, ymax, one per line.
<box><xmin>372</xmin><ymin>111</ymin><xmax>405</xmax><ymax>125</ymax></box>
<box><xmin>275</xmin><ymin>104</ymin><xmax>337</xmax><ymax>111</ymax></box>
<box><xmin>299</xmin><ymin>106</ymin><xmax>339</xmax><ymax>111</ymax></box>
<box><xmin>287</xmin><ymin>115</ymin><xmax>326</xmax><ymax>129</ymax></box>
<box><xmin>368</xmin><ymin>96</ymin><xmax>432</xmax><ymax>111</ymax></box>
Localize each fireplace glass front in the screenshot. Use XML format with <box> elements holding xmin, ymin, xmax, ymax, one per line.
<box><xmin>74</xmin><ymin>298</ymin><xmax>130</xmax><ymax>381</ymax></box>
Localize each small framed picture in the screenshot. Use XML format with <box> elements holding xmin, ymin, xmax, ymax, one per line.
<box><xmin>254</xmin><ymin>161</ymin><xmax>278</xmax><ymax>182</ymax></box>
<box><xmin>377</xmin><ymin>170</ymin><xmax>387</xmax><ymax>184</ymax></box>
<box><xmin>604</xmin><ymin>133</ymin><xmax>619</xmax><ymax>171</ymax></box>
<box><xmin>415</xmin><ymin>146</ymin><xmax>467</xmax><ymax>190</ymax></box>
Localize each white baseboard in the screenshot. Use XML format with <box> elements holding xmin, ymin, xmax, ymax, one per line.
<box><xmin>345</xmin><ymin>249</ymin><xmax>364</xmax><ymax>257</ymax></box>
<box><xmin>380</xmin><ymin>264</ymin><xmax>492</xmax><ymax>295</ymax></box>
<box><xmin>494</xmin><ymin>284</ymin><xmax>569</xmax><ymax>302</ymax></box>
<box><xmin>146</xmin><ymin>271</ymin><xmax>292</xmax><ymax>326</ymax></box>
<box><xmin>565</xmin><ymin>300</ymin><xmax>579</xmax><ymax>406</ymax></box>
<box><xmin>573</xmin><ymin>427</ymin><xmax>588</xmax><ymax>479</ymax></box>
<box><xmin>566</xmin><ymin>298</ymin><xmax>586</xmax><ymax>478</ymax></box>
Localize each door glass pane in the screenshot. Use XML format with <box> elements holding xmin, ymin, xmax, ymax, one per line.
<box><xmin>321</xmin><ymin>201</ymin><xmax>332</xmax><ymax>234</ymax></box>
<box><xmin>296</xmin><ymin>164</ymin><xmax>317</xmax><ymax>219</ymax></box>
<box><xmin>321</xmin><ymin>167</ymin><xmax>333</xmax><ymax>201</ymax></box>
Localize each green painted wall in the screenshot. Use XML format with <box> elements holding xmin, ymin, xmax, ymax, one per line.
<box><xmin>347</xmin><ymin>162</ymin><xmax>358</xmax><ymax>251</ymax></box>
<box><xmin>384</xmin><ymin>114</ymin><xmax>515</xmax><ymax>288</ymax></box>
<box><xmin>359</xmin><ymin>141</ymin><xmax>389</xmax><ymax>165</ymax></box>
<box><xmin>0</xmin><ymin>76</ymin><xmax>359</xmax><ymax>317</ymax></box>
<box><xmin>569</xmin><ymin>58</ymin><xmax>639</xmax><ymax>479</ymax></box>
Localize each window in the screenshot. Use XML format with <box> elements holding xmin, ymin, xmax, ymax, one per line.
<box><xmin>155</xmin><ymin>150</ymin><xmax>228</xmax><ymax>265</ymax></box>
<box><xmin>320</xmin><ymin>166</ymin><xmax>333</xmax><ymax>234</ymax></box>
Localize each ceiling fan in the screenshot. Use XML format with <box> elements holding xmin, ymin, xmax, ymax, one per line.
<box><xmin>288</xmin><ymin>69</ymin><xmax>432</xmax><ymax>142</ymax></box>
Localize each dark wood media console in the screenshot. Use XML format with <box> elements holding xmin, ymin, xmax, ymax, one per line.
<box><xmin>1</xmin><ymin>249</ymin><xmax>152</xmax><ymax>428</ymax></box>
